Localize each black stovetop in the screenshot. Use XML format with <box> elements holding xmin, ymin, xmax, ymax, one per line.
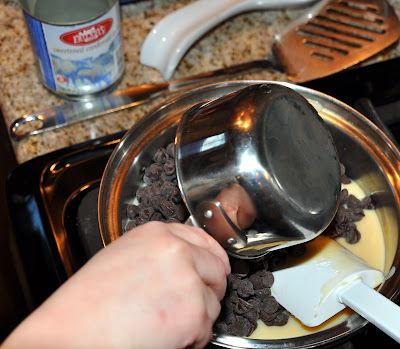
<box><xmin>7</xmin><ymin>57</ymin><xmax>400</xmax><ymax>348</ymax></box>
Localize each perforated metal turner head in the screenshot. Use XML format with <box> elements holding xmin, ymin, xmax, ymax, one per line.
<box><xmin>275</xmin><ymin>0</ymin><xmax>400</xmax><ymax>82</ymax></box>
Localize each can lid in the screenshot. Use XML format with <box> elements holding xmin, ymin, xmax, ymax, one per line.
<box><xmin>21</xmin><ymin>0</ymin><xmax>118</xmax><ymax>25</ymax></box>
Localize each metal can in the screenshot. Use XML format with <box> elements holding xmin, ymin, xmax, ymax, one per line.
<box><xmin>20</xmin><ymin>0</ymin><xmax>125</xmax><ymax>99</ymax></box>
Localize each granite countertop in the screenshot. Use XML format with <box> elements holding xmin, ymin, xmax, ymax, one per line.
<box><xmin>1</xmin><ymin>0</ymin><xmax>400</xmax><ymax>164</ymax></box>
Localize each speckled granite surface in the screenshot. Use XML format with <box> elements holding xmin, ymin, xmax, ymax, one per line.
<box><xmin>1</xmin><ymin>0</ymin><xmax>400</xmax><ymax>163</ymax></box>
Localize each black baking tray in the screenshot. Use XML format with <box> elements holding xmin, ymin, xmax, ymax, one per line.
<box><xmin>6</xmin><ymin>131</ymin><xmax>125</xmax><ymax>305</ymax></box>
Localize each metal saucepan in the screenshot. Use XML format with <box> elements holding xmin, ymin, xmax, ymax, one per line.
<box><xmin>175</xmin><ymin>83</ymin><xmax>340</xmax><ymax>258</ymax></box>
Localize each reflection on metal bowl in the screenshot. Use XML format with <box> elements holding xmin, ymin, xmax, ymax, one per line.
<box><xmin>99</xmin><ymin>81</ymin><xmax>400</xmax><ymax>348</ymax></box>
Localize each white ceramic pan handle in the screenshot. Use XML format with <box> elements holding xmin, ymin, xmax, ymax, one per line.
<box><xmin>140</xmin><ymin>0</ymin><xmax>320</xmax><ymax>80</ymax></box>
<box><xmin>338</xmin><ymin>280</ymin><xmax>400</xmax><ymax>343</ymax></box>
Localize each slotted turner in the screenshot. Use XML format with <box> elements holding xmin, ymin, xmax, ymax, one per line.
<box><xmin>10</xmin><ymin>0</ymin><xmax>400</xmax><ymax>140</ymax></box>
<box><xmin>140</xmin><ymin>0</ymin><xmax>400</xmax><ymax>81</ymax></box>
<box><xmin>274</xmin><ymin>0</ymin><xmax>400</xmax><ymax>82</ymax></box>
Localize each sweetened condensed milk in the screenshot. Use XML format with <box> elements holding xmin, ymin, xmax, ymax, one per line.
<box><xmin>20</xmin><ymin>0</ymin><xmax>124</xmax><ymax>99</ymax></box>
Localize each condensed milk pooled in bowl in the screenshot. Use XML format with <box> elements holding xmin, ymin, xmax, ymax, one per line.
<box><xmin>21</xmin><ymin>0</ymin><xmax>124</xmax><ymax>99</ymax></box>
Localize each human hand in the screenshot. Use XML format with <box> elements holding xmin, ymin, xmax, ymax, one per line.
<box><xmin>3</xmin><ymin>222</ymin><xmax>230</xmax><ymax>349</ymax></box>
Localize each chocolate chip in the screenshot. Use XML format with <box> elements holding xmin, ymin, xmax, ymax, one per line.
<box><xmin>227</xmin><ymin>274</ymin><xmax>240</xmax><ymax>290</ymax></box>
<box><xmin>125</xmin><ymin>219</ymin><xmax>136</xmax><ymax>231</ymax></box>
<box><xmin>167</xmin><ymin>188</ymin><xmax>183</xmax><ymax>204</ymax></box>
<box><xmin>136</xmin><ymin>186</ymin><xmax>152</xmax><ymax>207</ymax></box>
<box><xmin>213</xmin><ymin>321</ymin><xmax>228</xmax><ymax>334</ymax></box>
<box><xmin>247</xmin><ymin>298</ymin><xmax>262</xmax><ymax>314</ymax></box>
<box><xmin>150</xmin><ymin>212</ymin><xmax>163</xmax><ymax>221</ymax></box>
<box><xmin>255</xmin><ymin>288</ymin><xmax>271</xmax><ymax>302</ymax></box>
<box><xmin>361</xmin><ymin>196</ymin><xmax>374</xmax><ymax>210</ymax></box>
<box><xmin>340</xmin><ymin>164</ymin><xmax>351</xmax><ymax>184</ymax></box>
<box><xmin>143</xmin><ymin>174</ymin><xmax>153</xmax><ymax>186</ymax></box>
<box><xmin>235</xmin><ymin>299</ymin><xmax>253</xmax><ymax>315</ymax></box>
<box><xmin>228</xmin><ymin>316</ymin><xmax>257</xmax><ymax>337</ymax></box>
<box><xmin>164</xmin><ymin>159</ymin><xmax>176</xmax><ymax>176</ymax></box>
<box><xmin>345</xmin><ymin>227</ymin><xmax>361</xmax><ymax>244</ymax></box>
<box><xmin>226</xmin><ymin>290</ymin><xmax>239</xmax><ymax>304</ymax></box>
<box><xmin>160</xmin><ymin>172</ymin><xmax>176</xmax><ymax>183</ymax></box>
<box><xmin>340</xmin><ymin>163</ymin><xmax>346</xmax><ymax>176</ymax></box>
<box><xmin>134</xmin><ymin>216</ymin><xmax>148</xmax><ymax>226</ymax></box>
<box><xmin>227</xmin><ymin>322</ymin><xmax>245</xmax><ymax>336</ymax></box>
<box><xmin>160</xmin><ymin>181</ymin><xmax>176</xmax><ymax>196</ymax></box>
<box><xmin>242</xmin><ymin>317</ymin><xmax>258</xmax><ymax>336</ymax></box>
<box><xmin>149</xmin><ymin>195</ymin><xmax>163</xmax><ymax>211</ymax></box>
<box><xmin>339</xmin><ymin>188</ymin><xmax>349</xmax><ymax>204</ymax></box>
<box><xmin>243</xmin><ymin>308</ymin><xmax>259</xmax><ymax>322</ymax></box>
<box><xmin>151</xmin><ymin>182</ymin><xmax>162</xmax><ymax>195</ymax></box>
<box><xmin>159</xmin><ymin>199</ymin><xmax>177</xmax><ymax>218</ymax></box>
<box><xmin>166</xmin><ymin>142</ymin><xmax>175</xmax><ymax>158</ymax></box>
<box><xmin>236</xmin><ymin>279</ymin><xmax>255</xmax><ymax>298</ymax></box>
<box><xmin>268</xmin><ymin>252</ymin><xmax>287</xmax><ymax>270</ymax></box>
<box><xmin>352</xmin><ymin>207</ymin><xmax>365</xmax><ymax>222</ymax></box>
<box><xmin>271</xmin><ymin>312</ymin><xmax>289</xmax><ymax>326</ymax></box>
<box><xmin>259</xmin><ymin>270</ymin><xmax>274</xmax><ymax>288</ymax></box>
<box><xmin>225</xmin><ymin>312</ymin><xmax>237</xmax><ymax>325</ymax></box>
<box><xmin>153</xmin><ymin>148</ymin><xmax>170</xmax><ymax>164</ymax></box>
<box><xmin>223</xmin><ymin>299</ymin><xmax>236</xmax><ymax>314</ymax></box>
<box><xmin>127</xmin><ymin>204</ymin><xmax>140</xmax><ymax>220</ymax></box>
<box><xmin>139</xmin><ymin>207</ymin><xmax>154</xmax><ymax>222</ymax></box>
<box><xmin>262</xmin><ymin>296</ymin><xmax>279</xmax><ymax>314</ymax></box>
<box><xmin>347</xmin><ymin>194</ymin><xmax>361</xmax><ymax>209</ymax></box>
<box><xmin>249</xmin><ymin>274</ymin><xmax>264</xmax><ymax>290</ymax></box>
<box><xmin>341</xmin><ymin>174</ymin><xmax>352</xmax><ymax>184</ymax></box>
<box><xmin>260</xmin><ymin>310</ymin><xmax>277</xmax><ymax>323</ymax></box>
<box><xmin>248</xmin><ymin>270</ymin><xmax>273</xmax><ymax>290</ymax></box>
<box><xmin>145</xmin><ymin>163</ymin><xmax>164</xmax><ymax>182</ymax></box>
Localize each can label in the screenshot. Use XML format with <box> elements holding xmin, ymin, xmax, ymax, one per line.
<box><xmin>24</xmin><ymin>3</ymin><xmax>124</xmax><ymax>97</ymax></box>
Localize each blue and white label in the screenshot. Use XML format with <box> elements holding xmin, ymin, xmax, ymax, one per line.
<box><xmin>24</xmin><ymin>3</ymin><xmax>124</xmax><ymax>97</ymax></box>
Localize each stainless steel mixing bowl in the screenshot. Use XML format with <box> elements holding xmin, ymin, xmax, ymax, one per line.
<box><xmin>99</xmin><ymin>81</ymin><xmax>400</xmax><ymax>348</ymax></box>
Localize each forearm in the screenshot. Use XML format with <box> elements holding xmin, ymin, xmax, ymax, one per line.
<box><xmin>2</xmin><ymin>222</ymin><xmax>230</xmax><ymax>349</ymax></box>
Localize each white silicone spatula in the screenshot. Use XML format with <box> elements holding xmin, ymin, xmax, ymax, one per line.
<box><xmin>271</xmin><ymin>236</ymin><xmax>400</xmax><ymax>343</ymax></box>
<box><xmin>140</xmin><ymin>0</ymin><xmax>320</xmax><ymax>80</ymax></box>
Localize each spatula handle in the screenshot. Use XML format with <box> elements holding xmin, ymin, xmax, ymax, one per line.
<box><xmin>338</xmin><ymin>280</ymin><xmax>400</xmax><ymax>344</ymax></box>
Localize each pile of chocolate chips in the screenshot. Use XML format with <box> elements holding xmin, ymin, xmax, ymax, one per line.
<box><xmin>124</xmin><ymin>143</ymin><xmax>189</xmax><ymax>232</ymax></box>
<box><xmin>324</xmin><ymin>163</ymin><xmax>375</xmax><ymax>244</ymax></box>
<box><xmin>124</xmin><ymin>144</ymin><xmax>375</xmax><ymax>338</ymax></box>
<box><xmin>213</xmin><ymin>241</ymin><xmax>307</xmax><ymax>337</ymax></box>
